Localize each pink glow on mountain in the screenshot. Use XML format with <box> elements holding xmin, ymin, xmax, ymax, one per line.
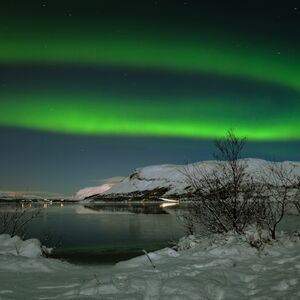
<box><xmin>75</xmin><ymin>183</ymin><xmax>114</xmax><ymax>200</ymax></box>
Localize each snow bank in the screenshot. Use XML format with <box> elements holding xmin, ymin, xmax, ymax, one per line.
<box><xmin>116</xmin><ymin>247</ymin><xmax>179</xmax><ymax>269</ymax></box>
<box><xmin>0</xmin><ymin>234</ymin><xmax>50</xmax><ymax>258</ymax></box>
<box><xmin>1</xmin><ymin>232</ymin><xmax>300</xmax><ymax>299</ymax></box>
<box><xmin>62</xmin><ymin>231</ymin><xmax>300</xmax><ymax>299</ymax></box>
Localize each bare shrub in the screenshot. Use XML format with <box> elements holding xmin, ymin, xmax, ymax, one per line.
<box><xmin>295</xmin><ymin>198</ymin><xmax>300</xmax><ymax>214</ymax></box>
<box><xmin>175</xmin><ymin>207</ymin><xmax>196</xmax><ymax>235</ymax></box>
<box><xmin>0</xmin><ymin>203</ymin><xmax>41</xmax><ymax>237</ymax></box>
<box><xmin>259</xmin><ymin>163</ymin><xmax>299</xmax><ymax>239</ymax></box>
<box><xmin>182</xmin><ymin>130</ymin><xmax>263</xmax><ymax>235</ymax></box>
<box><xmin>293</xmin><ymin>178</ymin><xmax>300</xmax><ymax>214</ymax></box>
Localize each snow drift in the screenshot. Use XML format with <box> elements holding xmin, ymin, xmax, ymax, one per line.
<box><xmin>0</xmin><ymin>234</ymin><xmax>51</xmax><ymax>258</ymax></box>
<box><xmin>1</xmin><ymin>231</ymin><xmax>300</xmax><ymax>299</ymax></box>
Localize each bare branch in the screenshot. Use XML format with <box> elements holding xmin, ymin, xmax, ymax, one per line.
<box><xmin>259</xmin><ymin>162</ymin><xmax>298</xmax><ymax>239</ymax></box>
<box><xmin>0</xmin><ymin>204</ymin><xmax>41</xmax><ymax>237</ymax></box>
<box><xmin>180</xmin><ymin>130</ymin><xmax>259</xmax><ymax>235</ymax></box>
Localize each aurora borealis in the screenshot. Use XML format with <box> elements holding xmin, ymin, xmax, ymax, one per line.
<box><xmin>2</xmin><ymin>22</ymin><xmax>300</xmax><ymax>92</ymax></box>
<box><xmin>0</xmin><ymin>1</ymin><xmax>300</xmax><ymax>194</ymax></box>
<box><xmin>1</xmin><ymin>69</ymin><xmax>300</xmax><ymax>140</ymax></box>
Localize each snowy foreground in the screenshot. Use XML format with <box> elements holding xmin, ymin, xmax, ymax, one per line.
<box><xmin>1</xmin><ymin>232</ymin><xmax>300</xmax><ymax>299</ymax></box>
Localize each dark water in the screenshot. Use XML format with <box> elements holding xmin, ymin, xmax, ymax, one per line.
<box><xmin>1</xmin><ymin>202</ymin><xmax>298</xmax><ymax>265</ymax></box>
<box><xmin>11</xmin><ymin>203</ymin><xmax>185</xmax><ymax>265</ymax></box>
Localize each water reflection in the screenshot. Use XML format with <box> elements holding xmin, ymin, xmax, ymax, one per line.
<box><xmin>0</xmin><ymin>203</ymin><xmax>185</xmax><ymax>264</ymax></box>
<box><xmin>160</xmin><ymin>202</ymin><xmax>178</xmax><ymax>208</ymax></box>
<box><xmin>0</xmin><ymin>202</ymin><xmax>298</xmax><ymax>265</ymax></box>
<box><xmin>84</xmin><ymin>203</ymin><xmax>178</xmax><ymax>214</ymax></box>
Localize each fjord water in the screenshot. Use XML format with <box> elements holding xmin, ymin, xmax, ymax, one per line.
<box><xmin>19</xmin><ymin>203</ymin><xmax>185</xmax><ymax>265</ymax></box>
<box><xmin>1</xmin><ymin>202</ymin><xmax>298</xmax><ymax>265</ymax></box>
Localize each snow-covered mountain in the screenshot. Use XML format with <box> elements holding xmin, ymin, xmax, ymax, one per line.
<box><xmin>0</xmin><ymin>192</ymin><xmax>45</xmax><ymax>201</ymax></box>
<box><xmin>76</xmin><ymin>159</ymin><xmax>300</xmax><ymax>200</ymax></box>
<box><xmin>75</xmin><ymin>176</ymin><xmax>125</xmax><ymax>200</ymax></box>
<box><xmin>75</xmin><ymin>183</ymin><xmax>115</xmax><ymax>200</ymax></box>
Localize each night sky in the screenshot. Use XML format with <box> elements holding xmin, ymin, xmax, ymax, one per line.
<box><xmin>0</xmin><ymin>1</ymin><xmax>300</xmax><ymax>195</ymax></box>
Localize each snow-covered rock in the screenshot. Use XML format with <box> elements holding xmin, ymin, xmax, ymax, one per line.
<box><xmin>0</xmin><ymin>234</ymin><xmax>51</xmax><ymax>258</ymax></box>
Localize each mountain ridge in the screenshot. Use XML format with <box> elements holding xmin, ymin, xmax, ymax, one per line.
<box><xmin>76</xmin><ymin>158</ymin><xmax>300</xmax><ymax>200</ymax></box>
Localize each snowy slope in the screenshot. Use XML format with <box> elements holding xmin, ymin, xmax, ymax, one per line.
<box><xmin>80</xmin><ymin>159</ymin><xmax>300</xmax><ymax>199</ymax></box>
<box><xmin>75</xmin><ymin>184</ymin><xmax>115</xmax><ymax>200</ymax></box>
<box><xmin>0</xmin><ymin>193</ymin><xmax>44</xmax><ymax>201</ymax></box>
<box><xmin>104</xmin><ymin>163</ymin><xmax>190</xmax><ymax>196</ymax></box>
<box><xmin>75</xmin><ymin>177</ymin><xmax>125</xmax><ymax>200</ymax></box>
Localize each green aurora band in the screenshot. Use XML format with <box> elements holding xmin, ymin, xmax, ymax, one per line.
<box><xmin>1</xmin><ymin>22</ymin><xmax>300</xmax><ymax>91</ymax></box>
<box><xmin>0</xmin><ymin>93</ymin><xmax>299</xmax><ymax>140</ymax></box>
<box><xmin>1</xmin><ymin>20</ymin><xmax>300</xmax><ymax>140</ymax></box>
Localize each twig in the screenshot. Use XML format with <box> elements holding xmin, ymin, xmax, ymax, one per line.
<box><xmin>142</xmin><ymin>249</ymin><xmax>156</xmax><ymax>269</ymax></box>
